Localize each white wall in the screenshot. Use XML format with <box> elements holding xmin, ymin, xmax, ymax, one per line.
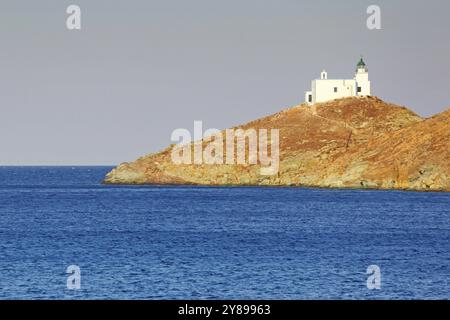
<box><xmin>305</xmin><ymin>68</ymin><xmax>371</xmax><ymax>105</ymax></box>
<box><xmin>305</xmin><ymin>91</ymin><xmax>312</xmax><ymax>104</ymax></box>
<box><xmin>312</xmin><ymin>79</ymin><xmax>356</xmax><ymax>104</ymax></box>
<box><xmin>355</xmin><ymin>70</ymin><xmax>371</xmax><ymax>96</ymax></box>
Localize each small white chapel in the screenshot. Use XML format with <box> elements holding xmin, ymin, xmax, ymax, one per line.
<box><xmin>305</xmin><ymin>57</ymin><xmax>371</xmax><ymax>105</ymax></box>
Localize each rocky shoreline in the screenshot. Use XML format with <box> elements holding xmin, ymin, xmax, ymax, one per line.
<box><xmin>104</xmin><ymin>97</ymin><xmax>450</xmax><ymax>192</ymax></box>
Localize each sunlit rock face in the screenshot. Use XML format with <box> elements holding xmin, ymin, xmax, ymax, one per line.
<box><xmin>104</xmin><ymin>96</ymin><xmax>450</xmax><ymax>192</ymax></box>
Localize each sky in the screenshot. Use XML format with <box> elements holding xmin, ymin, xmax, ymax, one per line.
<box><xmin>0</xmin><ymin>0</ymin><xmax>449</xmax><ymax>165</ymax></box>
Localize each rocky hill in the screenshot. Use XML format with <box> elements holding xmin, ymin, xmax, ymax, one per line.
<box><xmin>104</xmin><ymin>96</ymin><xmax>450</xmax><ymax>191</ymax></box>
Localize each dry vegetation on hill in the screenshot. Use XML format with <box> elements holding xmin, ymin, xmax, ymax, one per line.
<box><xmin>104</xmin><ymin>96</ymin><xmax>450</xmax><ymax>192</ymax></box>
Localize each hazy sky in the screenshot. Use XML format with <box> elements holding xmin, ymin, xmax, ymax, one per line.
<box><xmin>1</xmin><ymin>0</ymin><xmax>449</xmax><ymax>165</ymax></box>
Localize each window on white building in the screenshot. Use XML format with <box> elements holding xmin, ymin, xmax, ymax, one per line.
<box><xmin>334</xmin><ymin>87</ymin><xmax>338</xmax><ymax>93</ymax></box>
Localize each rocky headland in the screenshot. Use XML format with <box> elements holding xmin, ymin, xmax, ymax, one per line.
<box><xmin>104</xmin><ymin>97</ymin><xmax>450</xmax><ymax>192</ymax></box>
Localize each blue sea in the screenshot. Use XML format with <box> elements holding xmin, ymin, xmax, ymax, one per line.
<box><xmin>0</xmin><ymin>166</ymin><xmax>449</xmax><ymax>300</ymax></box>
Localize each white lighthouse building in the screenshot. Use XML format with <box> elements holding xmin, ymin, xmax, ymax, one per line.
<box><xmin>305</xmin><ymin>58</ymin><xmax>371</xmax><ymax>105</ymax></box>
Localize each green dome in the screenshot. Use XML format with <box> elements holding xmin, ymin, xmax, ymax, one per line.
<box><xmin>357</xmin><ymin>57</ymin><xmax>366</xmax><ymax>67</ymax></box>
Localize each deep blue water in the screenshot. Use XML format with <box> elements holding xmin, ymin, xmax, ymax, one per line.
<box><xmin>0</xmin><ymin>166</ymin><xmax>449</xmax><ymax>300</ymax></box>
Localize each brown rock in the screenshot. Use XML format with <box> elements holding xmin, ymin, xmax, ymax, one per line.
<box><xmin>104</xmin><ymin>97</ymin><xmax>450</xmax><ymax>192</ymax></box>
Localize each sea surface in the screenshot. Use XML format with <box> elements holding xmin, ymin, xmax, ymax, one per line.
<box><xmin>0</xmin><ymin>166</ymin><xmax>449</xmax><ymax>299</ymax></box>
